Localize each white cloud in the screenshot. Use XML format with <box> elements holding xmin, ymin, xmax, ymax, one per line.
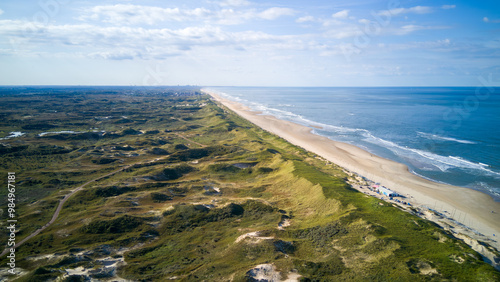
<box><xmin>79</xmin><ymin>5</ymin><xmax>211</xmax><ymax>25</ymax></box>
<box><xmin>79</xmin><ymin>4</ymin><xmax>294</xmax><ymax>25</ymax></box>
<box><xmin>395</xmin><ymin>25</ymin><xmax>447</xmax><ymax>35</ymax></box>
<box><xmin>441</xmin><ymin>5</ymin><xmax>456</xmax><ymax>10</ymax></box>
<box><xmin>217</xmin><ymin>0</ymin><xmax>251</xmax><ymax>7</ymax></box>
<box><xmin>296</xmin><ymin>16</ymin><xmax>315</xmax><ymax>23</ymax></box>
<box><xmin>0</xmin><ymin>18</ymin><xmax>300</xmax><ymax>60</ymax></box>
<box><xmin>378</xmin><ymin>6</ymin><xmax>433</xmax><ymax>17</ymax></box>
<box><xmin>0</xmin><ymin>9</ymin><xmax>4</xmax><ymax>16</ymax></box>
<box><xmin>483</xmin><ymin>17</ymin><xmax>500</xmax><ymax>23</ymax></box>
<box><xmin>387</xmin><ymin>39</ymin><xmax>453</xmax><ymax>51</ymax></box>
<box><xmin>324</xmin><ymin>25</ymin><xmax>364</xmax><ymax>39</ymax></box>
<box><xmin>258</xmin><ymin>7</ymin><xmax>295</xmax><ymax>20</ymax></box>
<box><xmin>332</xmin><ymin>10</ymin><xmax>349</xmax><ymax>19</ymax></box>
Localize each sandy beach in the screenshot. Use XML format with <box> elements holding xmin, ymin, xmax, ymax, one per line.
<box><xmin>203</xmin><ymin>89</ymin><xmax>500</xmax><ymax>258</ymax></box>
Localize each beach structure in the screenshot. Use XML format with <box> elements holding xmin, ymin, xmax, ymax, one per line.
<box><xmin>378</xmin><ymin>187</ymin><xmax>398</xmax><ymax>197</ymax></box>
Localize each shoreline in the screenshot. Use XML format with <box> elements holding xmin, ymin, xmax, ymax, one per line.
<box><xmin>202</xmin><ymin>89</ymin><xmax>500</xmax><ymax>259</ymax></box>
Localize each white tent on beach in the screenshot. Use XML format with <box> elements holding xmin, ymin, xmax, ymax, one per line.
<box><xmin>378</xmin><ymin>187</ymin><xmax>398</xmax><ymax>197</ymax></box>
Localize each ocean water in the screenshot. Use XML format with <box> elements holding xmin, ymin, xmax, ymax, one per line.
<box><xmin>207</xmin><ymin>87</ymin><xmax>500</xmax><ymax>201</ymax></box>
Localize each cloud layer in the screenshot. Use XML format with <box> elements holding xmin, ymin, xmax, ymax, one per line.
<box><xmin>0</xmin><ymin>1</ymin><xmax>498</xmax><ymax>86</ymax></box>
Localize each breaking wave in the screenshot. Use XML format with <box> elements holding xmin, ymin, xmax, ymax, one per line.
<box><xmin>417</xmin><ymin>132</ymin><xmax>477</xmax><ymax>144</ymax></box>
<box><xmin>209</xmin><ymin>89</ymin><xmax>500</xmax><ymax>179</ymax></box>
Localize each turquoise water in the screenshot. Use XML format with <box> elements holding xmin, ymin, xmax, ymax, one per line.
<box><xmin>208</xmin><ymin>87</ymin><xmax>500</xmax><ymax>201</ymax></box>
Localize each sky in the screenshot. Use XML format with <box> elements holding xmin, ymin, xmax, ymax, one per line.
<box><xmin>0</xmin><ymin>0</ymin><xmax>499</xmax><ymax>86</ymax></box>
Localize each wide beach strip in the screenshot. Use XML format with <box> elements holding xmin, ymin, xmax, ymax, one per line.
<box><xmin>203</xmin><ymin>89</ymin><xmax>500</xmax><ymax>252</ymax></box>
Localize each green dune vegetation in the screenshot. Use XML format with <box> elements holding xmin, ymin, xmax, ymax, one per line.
<box><xmin>0</xmin><ymin>87</ymin><xmax>498</xmax><ymax>281</ymax></box>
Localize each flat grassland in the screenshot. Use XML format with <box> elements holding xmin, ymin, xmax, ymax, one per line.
<box><xmin>0</xmin><ymin>88</ymin><xmax>498</xmax><ymax>281</ymax></box>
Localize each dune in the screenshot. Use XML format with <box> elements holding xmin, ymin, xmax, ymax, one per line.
<box><xmin>203</xmin><ymin>89</ymin><xmax>500</xmax><ymax>256</ymax></box>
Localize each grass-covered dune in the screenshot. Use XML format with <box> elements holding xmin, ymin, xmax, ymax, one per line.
<box><xmin>0</xmin><ymin>87</ymin><xmax>498</xmax><ymax>281</ymax></box>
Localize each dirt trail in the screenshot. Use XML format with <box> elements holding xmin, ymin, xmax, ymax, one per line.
<box><xmin>174</xmin><ymin>133</ymin><xmax>206</xmax><ymax>148</ymax></box>
<box><xmin>0</xmin><ymin>156</ymin><xmax>169</xmax><ymax>257</ymax></box>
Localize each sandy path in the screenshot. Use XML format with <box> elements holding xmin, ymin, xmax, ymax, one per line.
<box><xmin>0</xmin><ymin>155</ymin><xmax>170</xmax><ymax>257</ymax></box>
<box><xmin>174</xmin><ymin>132</ymin><xmax>207</xmax><ymax>148</ymax></box>
<box><xmin>203</xmin><ymin>89</ymin><xmax>500</xmax><ymax>251</ymax></box>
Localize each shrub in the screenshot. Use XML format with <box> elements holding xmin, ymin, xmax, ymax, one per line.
<box><xmin>81</xmin><ymin>215</ymin><xmax>143</xmax><ymax>234</ymax></box>
<box><xmin>149</xmin><ymin>147</ymin><xmax>169</xmax><ymax>155</ymax></box>
<box><xmin>151</xmin><ymin>192</ymin><xmax>171</xmax><ymax>202</ymax></box>
<box><xmin>92</xmin><ymin>158</ymin><xmax>117</xmax><ymax>164</ymax></box>
<box><xmin>258</xmin><ymin>167</ymin><xmax>274</xmax><ymax>173</ymax></box>
<box><xmin>174</xmin><ymin>144</ymin><xmax>189</xmax><ymax>150</ymax></box>
<box><xmin>95</xmin><ymin>186</ymin><xmax>134</xmax><ymax>197</ymax></box>
<box><xmin>154</xmin><ymin>164</ymin><xmax>195</xmax><ymax>181</ymax></box>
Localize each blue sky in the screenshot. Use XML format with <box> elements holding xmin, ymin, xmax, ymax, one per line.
<box><xmin>0</xmin><ymin>0</ymin><xmax>499</xmax><ymax>86</ymax></box>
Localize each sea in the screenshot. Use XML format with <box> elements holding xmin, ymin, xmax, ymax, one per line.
<box><xmin>206</xmin><ymin>87</ymin><xmax>500</xmax><ymax>201</ymax></box>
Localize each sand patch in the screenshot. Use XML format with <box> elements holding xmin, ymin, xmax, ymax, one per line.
<box><xmin>246</xmin><ymin>264</ymin><xmax>301</xmax><ymax>282</ymax></box>
<box><xmin>235</xmin><ymin>231</ymin><xmax>274</xmax><ymax>244</ymax></box>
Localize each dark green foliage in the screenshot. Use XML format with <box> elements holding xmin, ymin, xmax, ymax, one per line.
<box><xmin>80</xmin><ymin>215</ymin><xmax>143</xmax><ymax>234</ymax></box>
<box><xmin>21</xmin><ymin>123</ymin><xmax>57</xmax><ymax>130</ymax></box>
<box><xmin>209</xmin><ymin>163</ymin><xmax>241</xmax><ymax>173</ymax></box>
<box><xmin>154</xmin><ymin>164</ymin><xmax>195</xmax><ymax>181</ymax></box>
<box><xmin>0</xmin><ymin>144</ymin><xmax>29</xmax><ymax>155</ymax></box>
<box><xmin>41</xmin><ymin>132</ymin><xmax>101</xmax><ymax>141</ymax></box>
<box><xmin>94</xmin><ymin>186</ymin><xmax>134</xmax><ymax>197</ymax></box>
<box><xmin>151</xmin><ymin>192</ymin><xmax>171</xmax><ymax>202</ymax></box>
<box><xmin>266</xmin><ymin>148</ymin><xmax>280</xmax><ymax>154</ymax></box>
<box><xmin>169</xmin><ymin>148</ymin><xmax>209</xmax><ymax>161</ymax></box>
<box><xmin>34</xmin><ymin>267</ymin><xmax>52</xmax><ymax>275</ymax></box>
<box><xmin>92</xmin><ymin>157</ymin><xmax>117</xmax><ymax>164</ymax></box>
<box><xmin>174</xmin><ymin>144</ymin><xmax>189</xmax><ymax>150</ymax></box>
<box><xmin>145</xmin><ymin>130</ymin><xmax>160</xmax><ymax>134</ymax></box>
<box><xmin>168</xmin><ymin>145</ymin><xmax>237</xmax><ymax>161</ymax></box>
<box><xmin>157</xmin><ymin>168</ymin><xmax>181</xmax><ymax>180</ymax></box>
<box><xmin>294</xmin><ymin>257</ymin><xmax>345</xmax><ymax>278</ymax></box>
<box><xmin>122</xmin><ymin>128</ymin><xmax>142</xmax><ymax>135</ymax></box>
<box><xmin>162</xmin><ymin>202</ymin><xmax>271</xmax><ymax>234</ymax></box>
<box><xmin>149</xmin><ymin>147</ymin><xmax>169</xmax><ymax>155</ymax></box>
<box><xmin>114</xmin><ymin>145</ymin><xmax>135</xmax><ymax>151</ymax></box>
<box><xmin>64</xmin><ymin>275</ymin><xmax>87</xmax><ymax>282</ymax></box>
<box><xmin>258</xmin><ymin>167</ymin><xmax>274</xmax><ymax>173</ymax></box>
<box><xmin>115</xmin><ymin>118</ymin><xmax>134</xmax><ymax>124</ymax></box>
<box><xmin>292</xmin><ymin>223</ymin><xmax>348</xmax><ymax>248</ymax></box>
<box><xmin>48</xmin><ymin>255</ymin><xmax>91</xmax><ymax>268</ymax></box>
<box><xmin>273</xmin><ymin>239</ymin><xmax>296</xmax><ymax>254</ymax></box>
<box><xmin>3</xmin><ymin>144</ymin><xmax>71</xmax><ymax>157</ymax></box>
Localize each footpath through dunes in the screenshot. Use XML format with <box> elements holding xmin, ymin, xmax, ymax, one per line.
<box><xmin>0</xmin><ymin>129</ymin><xmax>210</xmax><ymax>258</ymax></box>
<box><xmin>203</xmin><ymin>89</ymin><xmax>500</xmax><ymax>252</ymax></box>
<box><xmin>0</xmin><ymin>155</ymin><xmax>171</xmax><ymax>258</ymax></box>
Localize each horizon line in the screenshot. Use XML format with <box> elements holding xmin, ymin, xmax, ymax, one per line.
<box><xmin>1</xmin><ymin>85</ymin><xmax>499</xmax><ymax>88</ymax></box>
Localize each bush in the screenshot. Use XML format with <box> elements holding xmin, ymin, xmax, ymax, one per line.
<box><xmin>151</xmin><ymin>192</ymin><xmax>171</xmax><ymax>202</ymax></box>
<box><xmin>92</xmin><ymin>157</ymin><xmax>117</xmax><ymax>164</ymax></box>
<box><xmin>95</xmin><ymin>186</ymin><xmax>134</xmax><ymax>197</ymax></box>
<box><xmin>294</xmin><ymin>257</ymin><xmax>345</xmax><ymax>278</ymax></box>
<box><xmin>258</xmin><ymin>167</ymin><xmax>274</xmax><ymax>173</ymax></box>
<box><xmin>154</xmin><ymin>164</ymin><xmax>195</xmax><ymax>181</ymax></box>
<box><xmin>174</xmin><ymin>144</ymin><xmax>189</xmax><ymax>150</ymax></box>
<box><xmin>209</xmin><ymin>164</ymin><xmax>241</xmax><ymax>173</ymax></box>
<box><xmin>81</xmin><ymin>215</ymin><xmax>143</xmax><ymax>234</ymax></box>
<box><xmin>122</xmin><ymin>128</ymin><xmax>142</xmax><ymax>135</ymax></box>
<box><xmin>292</xmin><ymin>223</ymin><xmax>348</xmax><ymax>248</ymax></box>
<box><xmin>149</xmin><ymin>147</ymin><xmax>169</xmax><ymax>155</ymax></box>
<box><xmin>169</xmin><ymin>146</ymin><xmax>236</xmax><ymax>162</ymax></box>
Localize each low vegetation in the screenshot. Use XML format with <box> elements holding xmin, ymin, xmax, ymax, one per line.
<box><xmin>0</xmin><ymin>87</ymin><xmax>497</xmax><ymax>281</ymax></box>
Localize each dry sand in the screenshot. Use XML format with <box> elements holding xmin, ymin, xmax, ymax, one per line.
<box><xmin>203</xmin><ymin>90</ymin><xmax>500</xmax><ymax>254</ymax></box>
